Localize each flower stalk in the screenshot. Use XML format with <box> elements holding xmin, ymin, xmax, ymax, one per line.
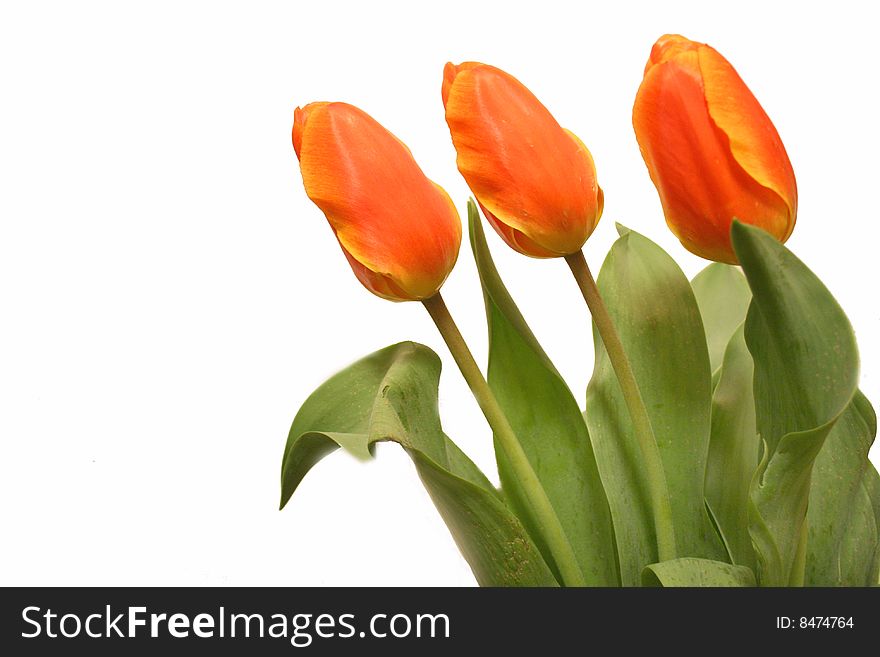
<box><xmin>422</xmin><ymin>292</ymin><xmax>587</xmax><ymax>586</ymax></box>
<box><xmin>564</xmin><ymin>249</ymin><xmax>677</xmax><ymax>562</ymax></box>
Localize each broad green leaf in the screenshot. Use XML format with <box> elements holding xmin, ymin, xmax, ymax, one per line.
<box><xmin>643</xmin><ymin>558</ymin><xmax>756</xmax><ymax>587</ymax></box>
<box><xmin>692</xmin><ymin>263</ymin><xmax>758</xmax><ymax>570</ymax></box>
<box><xmin>469</xmin><ymin>202</ymin><xmax>618</xmax><ymax>586</ymax></box>
<box><xmin>733</xmin><ymin>224</ymin><xmax>859</xmax><ymax>456</ymax></box>
<box><xmin>691</xmin><ymin>263</ymin><xmax>752</xmax><ymax>375</ymax></box>
<box><xmin>280</xmin><ymin>341</ymin><xmax>558</xmax><ymax>587</ymax></box>
<box><xmin>705</xmin><ymin>325</ymin><xmax>759</xmax><ymax>570</ymax></box>
<box><xmin>585</xmin><ymin>227</ymin><xmax>725</xmax><ymax>585</ymax></box>
<box><xmin>732</xmin><ymin>222</ymin><xmax>859</xmax><ymax>586</ymax></box>
<box><xmin>806</xmin><ymin>390</ymin><xmax>880</xmax><ymax>586</ymax></box>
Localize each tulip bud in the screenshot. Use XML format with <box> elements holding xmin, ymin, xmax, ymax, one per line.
<box><xmin>442</xmin><ymin>62</ymin><xmax>603</xmax><ymax>258</ymax></box>
<box><xmin>633</xmin><ymin>34</ymin><xmax>797</xmax><ymax>264</ymax></box>
<box><xmin>293</xmin><ymin>102</ymin><xmax>462</xmax><ymax>301</ymax></box>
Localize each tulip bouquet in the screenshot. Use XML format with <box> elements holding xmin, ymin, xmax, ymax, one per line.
<box><xmin>281</xmin><ymin>35</ymin><xmax>879</xmax><ymax>587</ymax></box>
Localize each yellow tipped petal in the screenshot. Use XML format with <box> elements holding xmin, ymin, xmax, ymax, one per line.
<box><xmin>633</xmin><ymin>35</ymin><xmax>796</xmax><ymax>263</ymax></box>
<box><xmin>443</xmin><ymin>62</ymin><xmax>602</xmax><ymax>258</ymax></box>
<box><xmin>293</xmin><ymin>102</ymin><xmax>461</xmax><ymax>301</ymax></box>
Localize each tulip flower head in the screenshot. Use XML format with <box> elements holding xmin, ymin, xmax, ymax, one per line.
<box><xmin>293</xmin><ymin>102</ymin><xmax>461</xmax><ymax>301</ymax></box>
<box><xmin>443</xmin><ymin>62</ymin><xmax>603</xmax><ymax>258</ymax></box>
<box><xmin>633</xmin><ymin>34</ymin><xmax>797</xmax><ymax>264</ymax></box>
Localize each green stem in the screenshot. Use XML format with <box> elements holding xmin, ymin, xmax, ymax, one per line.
<box><xmin>422</xmin><ymin>292</ymin><xmax>587</xmax><ymax>586</ymax></box>
<box><xmin>564</xmin><ymin>249</ymin><xmax>677</xmax><ymax>562</ymax></box>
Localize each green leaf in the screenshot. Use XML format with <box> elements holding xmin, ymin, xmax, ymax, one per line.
<box><xmin>643</xmin><ymin>558</ymin><xmax>756</xmax><ymax>587</ymax></box>
<box><xmin>692</xmin><ymin>263</ymin><xmax>759</xmax><ymax>570</ymax></box>
<box><xmin>806</xmin><ymin>390</ymin><xmax>880</xmax><ymax>586</ymax></box>
<box><xmin>865</xmin><ymin>466</ymin><xmax>880</xmax><ymax>585</ymax></box>
<box><xmin>469</xmin><ymin>202</ymin><xmax>618</xmax><ymax>586</ymax></box>
<box><xmin>691</xmin><ymin>263</ymin><xmax>753</xmax><ymax>375</ymax></box>
<box><xmin>704</xmin><ymin>325</ymin><xmax>760</xmax><ymax>570</ymax></box>
<box><xmin>732</xmin><ymin>222</ymin><xmax>860</xmax><ymax>586</ymax></box>
<box><xmin>585</xmin><ymin>227</ymin><xmax>725</xmax><ymax>585</ymax></box>
<box><xmin>280</xmin><ymin>341</ymin><xmax>558</xmax><ymax>587</ymax></box>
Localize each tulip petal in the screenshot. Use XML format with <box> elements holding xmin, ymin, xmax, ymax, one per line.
<box><xmin>292</xmin><ymin>108</ymin><xmax>303</xmax><ymax>159</ymax></box>
<box><xmin>479</xmin><ymin>202</ymin><xmax>558</xmax><ymax>258</ymax></box>
<box><xmin>444</xmin><ymin>64</ymin><xmax>600</xmax><ymax>257</ymax></box>
<box><xmin>645</xmin><ymin>33</ymin><xmax>700</xmax><ymax>72</ymax></box>
<box><xmin>564</xmin><ymin>128</ymin><xmax>604</xmax><ymax>225</ymax></box>
<box><xmin>338</xmin><ymin>243</ymin><xmax>411</xmax><ymax>301</ymax></box>
<box><xmin>699</xmin><ymin>46</ymin><xmax>797</xmax><ymax>239</ymax></box>
<box><xmin>633</xmin><ymin>48</ymin><xmax>792</xmax><ymax>263</ymax></box>
<box><xmin>296</xmin><ymin>102</ymin><xmax>461</xmax><ymax>300</ymax></box>
<box><xmin>441</xmin><ymin>61</ymin><xmax>479</xmax><ymax>109</ymax></box>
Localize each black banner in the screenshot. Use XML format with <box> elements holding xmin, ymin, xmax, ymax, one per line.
<box><xmin>1</xmin><ymin>587</ymin><xmax>875</xmax><ymax>654</ymax></box>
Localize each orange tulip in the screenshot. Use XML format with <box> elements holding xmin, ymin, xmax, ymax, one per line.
<box><xmin>293</xmin><ymin>102</ymin><xmax>461</xmax><ymax>301</ymax></box>
<box><xmin>633</xmin><ymin>34</ymin><xmax>797</xmax><ymax>264</ymax></box>
<box><xmin>442</xmin><ymin>62</ymin><xmax>603</xmax><ymax>258</ymax></box>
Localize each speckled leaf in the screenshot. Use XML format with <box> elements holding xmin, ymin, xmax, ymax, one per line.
<box><xmin>470</xmin><ymin>202</ymin><xmax>617</xmax><ymax>586</ymax></box>
<box><xmin>705</xmin><ymin>325</ymin><xmax>760</xmax><ymax>570</ymax></box>
<box><xmin>691</xmin><ymin>262</ymin><xmax>758</xmax><ymax>569</ymax></box>
<box><xmin>691</xmin><ymin>263</ymin><xmax>752</xmax><ymax>375</ymax></box>
<box><xmin>806</xmin><ymin>390</ymin><xmax>879</xmax><ymax>586</ymax></box>
<box><xmin>732</xmin><ymin>222</ymin><xmax>859</xmax><ymax>586</ymax></box>
<box><xmin>280</xmin><ymin>341</ymin><xmax>558</xmax><ymax>587</ymax></box>
<box><xmin>585</xmin><ymin>227</ymin><xmax>725</xmax><ymax>586</ymax></box>
<box><xmin>643</xmin><ymin>558</ymin><xmax>755</xmax><ymax>587</ymax></box>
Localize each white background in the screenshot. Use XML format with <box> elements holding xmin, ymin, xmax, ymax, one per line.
<box><xmin>1</xmin><ymin>0</ymin><xmax>878</xmax><ymax>586</ymax></box>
